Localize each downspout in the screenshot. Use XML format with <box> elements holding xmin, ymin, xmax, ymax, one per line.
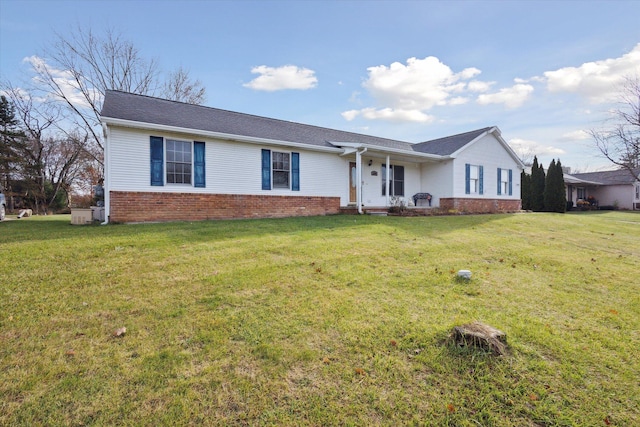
<box><xmin>100</xmin><ymin>123</ymin><xmax>110</xmax><ymax>225</ymax></box>
<box><xmin>385</xmin><ymin>155</ymin><xmax>390</xmax><ymax>206</ymax></box>
<box><xmin>356</xmin><ymin>147</ymin><xmax>367</xmax><ymax>214</ymax></box>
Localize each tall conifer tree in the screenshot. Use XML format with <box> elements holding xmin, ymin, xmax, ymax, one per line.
<box><xmin>530</xmin><ymin>156</ymin><xmax>546</xmax><ymax>212</ymax></box>
<box><xmin>544</xmin><ymin>159</ymin><xmax>567</xmax><ymax>213</ymax></box>
<box><xmin>520</xmin><ymin>170</ymin><xmax>531</xmax><ymax>210</ymax></box>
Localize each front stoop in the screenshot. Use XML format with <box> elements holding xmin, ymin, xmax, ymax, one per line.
<box><xmin>339</xmin><ymin>206</ymin><xmax>434</xmax><ymax>216</ymax></box>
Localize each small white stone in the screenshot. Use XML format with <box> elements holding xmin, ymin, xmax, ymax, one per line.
<box><xmin>457</xmin><ymin>270</ymin><xmax>472</xmax><ymax>280</ymax></box>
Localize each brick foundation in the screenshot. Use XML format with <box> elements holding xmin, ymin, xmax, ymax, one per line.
<box><xmin>439</xmin><ymin>198</ymin><xmax>521</xmax><ymax>214</ymax></box>
<box><xmin>109</xmin><ymin>191</ymin><xmax>340</xmax><ymax>223</ymax></box>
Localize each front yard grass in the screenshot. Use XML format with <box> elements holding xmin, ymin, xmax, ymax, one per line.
<box><xmin>1</xmin><ymin>212</ymin><xmax>638</xmax><ymax>426</ymax></box>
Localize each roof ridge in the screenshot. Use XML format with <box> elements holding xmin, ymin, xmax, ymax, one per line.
<box><xmin>104</xmin><ymin>90</ymin><xmax>412</xmax><ymax>145</ymax></box>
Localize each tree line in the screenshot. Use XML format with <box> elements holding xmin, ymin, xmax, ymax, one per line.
<box><xmin>0</xmin><ymin>26</ymin><xmax>206</xmax><ymax>214</ymax></box>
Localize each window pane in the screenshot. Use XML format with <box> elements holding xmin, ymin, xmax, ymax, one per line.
<box><xmin>393</xmin><ymin>165</ymin><xmax>404</xmax><ymax>180</ymax></box>
<box><xmin>470</xmin><ymin>166</ymin><xmax>478</xmax><ymax>179</ymax></box>
<box><xmin>394</xmin><ymin>180</ymin><xmax>404</xmax><ymax>196</ymax></box>
<box><xmin>273</xmin><ymin>171</ymin><xmax>289</xmax><ymax>188</ymax></box>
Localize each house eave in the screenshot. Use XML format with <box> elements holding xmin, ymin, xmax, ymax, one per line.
<box><xmin>563</xmin><ymin>174</ymin><xmax>603</xmax><ymax>186</ymax></box>
<box><xmin>330</xmin><ymin>141</ymin><xmax>447</xmax><ymax>163</ymax></box>
<box><xmin>101</xmin><ymin>116</ymin><xmax>344</xmax><ymax>154</ymax></box>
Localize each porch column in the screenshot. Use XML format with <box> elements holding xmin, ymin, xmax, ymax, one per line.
<box><xmin>356</xmin><ymin>148</ymin><xmax>367</xmax><ymax>214</ymax></box>
<box><xmin>385</xmin><ymin>155</ymin><xmax>390</xmax><ymax>206</ymax></box>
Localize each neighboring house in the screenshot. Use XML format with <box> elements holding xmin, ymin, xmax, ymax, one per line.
<box><xmin>565</xmin><ymin>168</ymin><xmax>640</xmax><ymax>210</ymax></box>
<box><xmin>99</xmin><ymin>91</ymin><xmax>524</xmax><ymax>223</ymax></box>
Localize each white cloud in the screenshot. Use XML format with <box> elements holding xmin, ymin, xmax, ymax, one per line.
<box><xmin>449</xmin><ymin>96</ymin><xmax>469</xmax><ymax>105</ymax></box>
<box><xmin>341</xmin><ymin>109</ymin><xmax>360</xmax><ymax>121</ymax></box>
<box><xmin>23</xmin><ymin>55</ymin><xmax>97</xmax><ymax>108</ymax></box>
<box><xmin>342</xmin><ymin>56</ymin><xmax>494</xmax><ymax>123</ymax></box>
<box><xmin>542</xmin><ymin>43</ymin><xmax>640</xmax><ymax>103</ymax></box>
<box><xmin>476</xmin><ymin>83</ymin><xmax>534</xmax><ymax>108</ymax></box>
<box><xmin>342</xmin><ymin>107</ymin><xmax>434</xmax><ymax>123</ymax></box>
<box><xmin>362</xmin><ymin>56</ymin><xmax>482</xmax><ymax>110</ymax></box>
<box><xmin>509</xmin><ymin>137</ymin><xmax>566</xmax><ymax>157</ymax></box>
<box><xmin>560</xmin><ymin>130</ymin><xmax>590</xmax><ymax>141</ymax></box>
<box><xmin>243</xmin><ymin>65</ymin><xmax>318</xmax><ymax>91</ymax></box>
<box><xmin>467</xmin><ymin>80</ymin><xmax>494</xmax><ymax>92</ymax></box>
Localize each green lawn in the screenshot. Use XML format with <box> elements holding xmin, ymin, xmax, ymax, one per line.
<box><xmin>1</xmin><ymin>212</ymin><xmax>638</xmax><ymax>426</ymax></box>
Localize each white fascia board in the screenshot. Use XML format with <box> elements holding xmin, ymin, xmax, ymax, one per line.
<box><xmin>330</xmin><ymin>141</ymin><xmax>446</xmax><ymax>162</ymax></box>
<box><xmin>101</xmin><ymin>117</ymin><xmax>343</xmax><ymax>154</ymax></box>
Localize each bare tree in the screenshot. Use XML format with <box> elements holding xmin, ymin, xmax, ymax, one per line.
<box><xmin>163</xmin><ymin>66</ymin><xmax>206</xmax><ymax>104</ymax></box>
<box><xmin>513</xmin><ymin>146</ymin><xmax>536</xmax><ymax>167</ymax></box>
<box><xmin>27</xmin><ymin>26</ymin><xmax>206</xmax><ymax>167</ymax></box>
<box><xmin>590</xmin><ymin>75</ymin><xmax>640</xmax><ymax>180</ymax></box>
<box><xmin>1</xmin><ymin>86</ymin><xmax>88</xmax><ymax>213</ymax></box>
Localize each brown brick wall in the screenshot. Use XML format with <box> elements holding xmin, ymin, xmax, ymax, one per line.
<box><xmin>439</xmin><ymin>198</ymin><xmax>521</xmax><ymax>213</ymax></box>
<box><xmin>109</xmin><ymin>191</ymin><xmax>341</xmax><ymax>223</ymax></box>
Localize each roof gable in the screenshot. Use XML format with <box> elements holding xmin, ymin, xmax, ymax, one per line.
<box><xmin>412</xmin><ymin>127</ymin><xmax>493</xmax><ymax>156</ymax></box>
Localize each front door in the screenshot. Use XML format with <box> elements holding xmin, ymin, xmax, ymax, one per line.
<box><xmin>349</xmin><ymin>162</ymin><xmax>357</xmax><ymax>203</ymax></box>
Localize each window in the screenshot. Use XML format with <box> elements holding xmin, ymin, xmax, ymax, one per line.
<box><xmin>497</xmin><ymin>168</ymin><xmax>512</xmax><ymax>196</ymax></box>
<box><xmin>465</xmin><ymin>164</ymin><xmax>483</xmax><ymax>195</ymax></box>
<box><xmin>635</xmin><ymin>184</ymin><xmax>640</xmax><ymax>200</ymax></box>
<box><xmin>261</xmin><ymin>149</ymin><xmax>300</xmax><ymax>191</ymax></box>
<box><xmin>272</xmin><ymin>151</ymin><xmax>290</xmax><ymax>189</ymax></box>
<box><xmin>469</xmin><ymin>165</ymin><xmax>479</xmax><ymax>194</ymax></box>
<box><xmin>166</xmin><ymin>139</ymin><xmax>192</xmax><ymax>184</ymax></box>
<box><xmin>149</xmin><ymin>136</ymin><xmax>205</xmax><ymax>187</ymax></box>
<box><xmin>381</xmin><ymin>165</ymin><xmax>404</xmax><ymax>196</ymax></box>
<box><xmin>577</xmin><ymin>187</ymin><xmax>586</xmax><ymax>200</ymax></box>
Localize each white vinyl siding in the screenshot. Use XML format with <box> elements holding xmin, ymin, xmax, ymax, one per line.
<box><xmin>107</xmin><ymin>127</ymin><xmax>345</xmax><ymax>199</ymax></box>
<box><xmin>454</xmin><ymin>133</ymin><xmax>521</xmax><ymax>198</ymax></box>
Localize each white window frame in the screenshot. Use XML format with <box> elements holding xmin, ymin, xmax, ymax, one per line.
<box><xmin>469</xmin><ymin>165</ymin><xmax>479</xmax><ymax>194</ymax></box>
<box><xmin>500</xmin><ymin>168</ymin><xmax>510</xmax><ymax>195</ymax></box>
<box><xmin>272</xmin><ymin>151</ymin><xmax>291</xmax><ymax>189</ymax></box>
<box><xmin>165</xmin><ymin>139</ymin><xmax>193</xmax><ymax>185</ymax></box>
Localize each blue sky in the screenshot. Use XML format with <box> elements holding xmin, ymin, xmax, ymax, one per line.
<box><xmin>1</xmin><ymin>0</ymin><xmax>639</xmax><ymax>171</ymax></box>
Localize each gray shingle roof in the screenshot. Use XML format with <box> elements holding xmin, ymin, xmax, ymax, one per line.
<box><xmin>101</xmin><ymin>90</ymin><xmax>415</xmax><ymax>151</ymax></box>
<box><xmin>412</xmin><ymin>127</ymin><xmax>493</xmax><ymax>155</ymax></box>
<box><xmin>100</xmin><ymin>90</ymin><xmax>493</xmax><ymax>156</ymax></box>
<box><xmin>571</xmin><ymin>168</ymin><xmax>639</xmax><ymax>185</ymax></box>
